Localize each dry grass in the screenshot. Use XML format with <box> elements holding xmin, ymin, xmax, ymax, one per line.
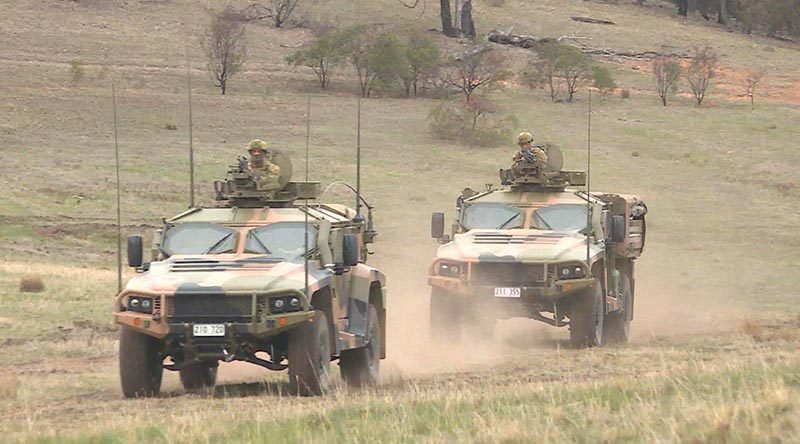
<box><xmin>0</xmin><ymin>374</ymin><xmax>17</xmax><ymax>401</ymax></box>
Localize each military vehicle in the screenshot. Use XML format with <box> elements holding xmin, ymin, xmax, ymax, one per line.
<box><xmin>429</xmin><ymin>146</ymin><xmax>647</xmax><ymax>347</ymax></box>
<box><xmin>114</xmin><ymin>150</ymin><xmax>386</xmax><ymax>397</ymax></box>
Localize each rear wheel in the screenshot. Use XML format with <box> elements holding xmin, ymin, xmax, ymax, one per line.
<box><xmin>179</xmin><ymin>362</ymin><xmax>218</xmax><ymax>391</ymax></box>
<box><xmin>340</xmin><ymin>304</ymin><xmax>381</xmax><ymax>388</ymax></box>
<box><xmin>119</xmin><ymin>327</ymin><xmax>163</xmax><ymax>398</ymax></box>
<box><xmin>604</xmin><ymin>274</ymin><xmax>632</xmax><ymax>345</ymax></box>
<box><xmin>429</xmin><ymin>287</ymin><xmax>464</xmax><ymax>342</ymax></box>
<box><xmin>288</xmin><ymin>310</ymin><xmax>331</xmax><ymax>396</ymax></box>
<box><xmin>569</xmin><ymin>278</ymin><xmax>605</xmax><ymax>348</ymax></box>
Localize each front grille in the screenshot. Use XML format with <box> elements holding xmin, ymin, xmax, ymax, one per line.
<box><xmin>472</xmin><ymin>233</ymin><xmax>565</xmax><ymax>244</ymax></box>
<box><xmin>470</xmin><ymin>263</ymin><xmax>547</xmax><ymax>286</ymax></box>
<box><xmin>169</xmin><ymin>294</ymin><xmax>253</xmax><ymax>323</ymax></box>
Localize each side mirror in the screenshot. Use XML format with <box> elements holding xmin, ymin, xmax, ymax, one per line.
<box><xmin>342</xmin><ymin>234</ymin><xmax>359</xmax><ymax>267</ymax></box>
<box><xmin>610</xmin><ymin>215</ymin><xmax>626</xmax><ymax>244</ymax></box>
<box><xmin>431</xmin><ymin>212</ymin><xmax>445</xmax><ymax>239</ymax></box>
<box><xmin>127</xmin><ymin>235</ymin><xmax>144</xmax><ymax>268</ymax></box>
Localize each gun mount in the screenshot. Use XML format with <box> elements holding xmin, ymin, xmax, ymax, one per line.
<box><xmin>213</xmin><ymin>149</ymin><xmax>321</xmax><ymax>208</ymax></box>
<box><xmin>499</xmin><ymin>145</ymin><xmax>586</xmax><ymax>191</ymax></box>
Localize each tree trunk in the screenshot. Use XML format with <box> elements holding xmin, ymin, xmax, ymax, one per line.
<box><xmin>440</xmin><ymin>0</ymin><xmax>457</xmax><ymax>37</ymax></box>
<box><xmin>677</xmin><ymin>0</ymin><xmax>688</xmax><ymax>16</ymax></box>
<box><xmin>717</xmin><ymin>0</ymin><xmax>727</xmax><ymax>25</ymax></box>
<box><xmin>460</xmin><ymin>0</ymin><xmax>476</xmax><ymax>38</ymax></box>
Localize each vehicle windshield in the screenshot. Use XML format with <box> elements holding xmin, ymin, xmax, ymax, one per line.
<box><xmin>161</xmin><ymin>222</ymin><xmax>237</xmax><ymax>256</ymax></box>
<box><xmin>244</xmin><ymin>222</ymin><xmax>317</xmax><ymax>258</ymax></box>
<box><xmin>461</xmin><ymin>203</ymin><xmax>524</xmax><ymax>230</ymax></box>
<box><xmin>530</xmin><ymin>204</ymin><xmax>588</xmax><ymax>232</ymax></box>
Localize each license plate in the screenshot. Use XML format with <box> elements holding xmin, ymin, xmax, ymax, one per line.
<box><xmin>193</xmin><ymin>324</ymin><xmax>225</xmax><ymax>337</ymax></box>
<box><xmin>494</xmin><ymin>287</ymin><xmax>521</xmax><ymax>298</ymax></box>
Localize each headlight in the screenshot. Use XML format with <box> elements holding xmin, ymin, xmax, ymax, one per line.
<box><xmin>437</xmin><ymin>262</ymin><xmax>463</xmax><ymax>278</ymax></box>
<box><xmin>270</xmin><ymin>296</ymin><xmax>304</xmax><ymax>314</ymax></box>
<box><xmin>126</xmin><ymin>296</ymin><xmax>153</xmax><ymax>314</ymax></box>
<box><xmin>556</xmin><ymin>264</ymin><xmax>585</xmax><ymax>280</ymax></box>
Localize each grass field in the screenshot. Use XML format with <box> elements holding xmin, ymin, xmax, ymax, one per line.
<box><xmin>1</xmin><ymin>0</ymin><xmax>799</xmax><ymax>442</ymax></box>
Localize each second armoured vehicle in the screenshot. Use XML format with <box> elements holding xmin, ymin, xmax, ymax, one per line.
<box><xmin>429</xmin><ymin>146</ymin><xmax>646</xmax><ymax>347</ymax></box>
<box><xmin>114</xmin><ymin>150</ymin><xmax>386</xmax><ymax>396</ymax></box>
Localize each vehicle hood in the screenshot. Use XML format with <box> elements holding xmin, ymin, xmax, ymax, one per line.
<box><xmin>437</xmin><ymin>229</ymin><xmax>602</xmax><ymax>263</ymax></box>
<box><xmin>124</xmin><ymin>254</ymin><xmax>331</xmax><ymax>295</ymax></box>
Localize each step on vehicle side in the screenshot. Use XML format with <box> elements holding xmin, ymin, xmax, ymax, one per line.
<box><xmin>114</xmin><ymin>150</ymin><xmax>386</xmax><ymax>397</ymax></box>
<box><xmin>429</xmin><ymin>146</ymin><xmax>646</xmax><ymax>347</ymax></box>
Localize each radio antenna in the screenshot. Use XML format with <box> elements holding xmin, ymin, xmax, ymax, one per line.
<box><xmin>186</xmin><ymin>47</ymin><xmax>196</xmax><ymax>208</ymax></box>
<box><xmin>304</xmin><ymin>94</ymin><xmax>311</xmax><ymax>299</ymax></box>
<box><xmin>355</xmin><ymin>93</ymin><xmax>362</xmax><ymax>219</ymax></box>
<box><xmin>112</xmin><ymin>83</ymin><xmax>123</xmax><ymax>293</ymax></box>
<box><xmin>586</xmin><ymin>90</ymin><xmax>592</xmax><ymax>264</ymax></box>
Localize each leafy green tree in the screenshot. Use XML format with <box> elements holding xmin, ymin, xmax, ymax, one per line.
<box><xmin>400</xmin><ymin>31</ymin><xmax>441</xmax><ymax>97</ymax></box>
<box><xmin>368</xmin><ymin>33</ymin><xmax>407</xmax><ymax>95</ymax></box>
<box><xmin>592</xmin><ymin>65</ymin><xmax>616</xmax><ymax>95</ymax></box>
<box><xmin>285</xmin><ymin>28</ymin><xmax>352</xmax><ymax>88</ymax></box>
<box><xmin>653</xmin><ymin>56</ymin><xmax>681</xmax><ymax>106</ymax></box>
<box><xmin>555</xmin><ymin>45</ymin><xmax>590</xmax><ymax>102</ymax></box>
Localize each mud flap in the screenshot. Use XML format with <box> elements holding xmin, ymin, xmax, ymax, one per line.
<box><xmin>347</xmin><ymin>297</ymin><xmax>369</xmax><ymax>337</ymax></box>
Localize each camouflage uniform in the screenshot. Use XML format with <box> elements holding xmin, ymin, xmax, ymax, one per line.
<box><xmin>512</xmin><ymin>131</ymin><xmax>548</xmax><ymax>170</ymax></box>
<box><xmin>246</xmin><ymin>139</ymin><xmax>281</xmax><ymax>191</ymax></box>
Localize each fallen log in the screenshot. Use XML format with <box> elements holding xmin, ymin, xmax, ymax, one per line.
<box><xmin>571</xmin><ymin>16</ymin><xmax>616</xmax><ymax>25</ymax></box>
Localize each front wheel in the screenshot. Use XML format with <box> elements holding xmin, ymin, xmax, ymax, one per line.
<box><xmin>340</xmin><ymin>304</ymin><xmax>381</xmax><ymax>388</ymax></box>
<box><xmin>119</xmin><ymin>327</ymin><xmax>163</xmax><ymax>398</ymax></box>
<box><xmin>429</xmin><ymin>287</ymin><xmax>464</xmax><ymax>342</ymax></box>
<box><xmin>288</xmin><ymin>310</ymin><xmax>331</xmax><ymax>396</ymax></box>
<box><xmin>569</xmin><ymin>278</ymin><xmax>605</xmax><ymax>348</ymax></box>
<box><xmin>604</xmin><ymin>273</ymin><xmax>632</xmax><ymax>345</ymax></box>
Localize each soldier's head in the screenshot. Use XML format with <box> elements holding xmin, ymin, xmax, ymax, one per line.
<box><xmin>247</xmin><ymin>139</ymin><xmax>270</xmax><ymax>167</ymax></box>
<box><xmin>517</xmin><ymin>132</ymin><xmax>534</xmax><ymax>150</ymax></box>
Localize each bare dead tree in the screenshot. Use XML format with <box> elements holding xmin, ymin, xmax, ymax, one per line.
<box><xmin>746</xmin><ymin>70</ymin><xmax>764</xmax><ymax>109</ymax></box>
<box><xmin>203</xmin><ymin>11</ymin><xmax>248</xmax><ymax>95</ymax></box>
<box><xmin>271</xmin><ymin>0</ymin><xmax>301</xmax><ymax>28</ymax></box>
<box><xmin>653</xmin><ymin>56</ymin><xmax>681</xmax><ymax>106</ymax></box>
<box><xmin>686</xmin><ymin>45</ymin><xmax>718</xmax><ymax>105</ymax></box>
<box><xmin>444</xmin><ymin>47</ymin><xmax>508</xmax><ymax>102</ymax></box>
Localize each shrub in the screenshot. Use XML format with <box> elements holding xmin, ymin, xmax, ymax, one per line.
<box><xmin>620</xmin><ymin>88</ymin><xmax>631</xmax><ymax>99</ymax></box>
<box><xmin>69</xmin><ymin>60</ymin><xmax>85</xmax><ymax>84</ymax></box>
<box><xmin>592</xmin><ymin>65</ymin><xmax>616</xmax><ymax>94</ymax></box>
<box><xmin>20</xmin><ymin>275</ymin><xmax>45</xmax><ymax>293</ymax></box>
<box><xmin>428</xmin><ymin>97</ymin><xmax>515</xmax><ymax>147</ymax></box>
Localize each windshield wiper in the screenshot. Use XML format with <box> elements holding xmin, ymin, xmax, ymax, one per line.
<box><xmin>497</xmin><ymin>213</ymin><xmax>522</xmax><ymax>229</ymax></box>
<box><xmin>248</xmin><ymin>234</ymin><xmax>272</xmax><ymax>254</ymax></box>
<box><xmin>205</xmin><ymin>233</ymin><xmax>233</xmax><ymax>254</ymax></box>
<box><xmin>531</xmin><ymin>212</ymin><xmax>553</xmax><ymax>230</ymax></box>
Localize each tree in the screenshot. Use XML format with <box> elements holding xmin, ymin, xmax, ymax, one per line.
<box><xmin>686</xmin><ymin>45</ymin><xmax>718</xmax><ymax>105</ymax></box>
<box><xmin>745</xmin><ymin>70</ymin><xmax>764</xmax><ymax>109</ymax></box>
<box><xmin>271</xmin><ymin>0</ymin><xmax>301</xmax><ymax>28</ymax></box>
<box><xmin>555</xmin><ymin>45</ymin><xmax>591</xmax><ymax>102</ymax></box>
<box><xmin>527</xmin><ymin>41</ymin><xmax>561</xmax><ymax>102</ymax></box>
<box><xmin>592</xmin><ymin>65</ymin><xmax>616</xmax><ymax>94</ymax></box>
<box><xmin>368</xmin><ymin>33</ymin><xmax>407</xmax><ymax>94</ymax></box>
<box><xmin>439</xmin><ymin>0</ymin><xmax>457</xmax><ymax>37</ymax></box>
<box><xmin>401</xmin><ymin>31</ymin><xmax>441</xmax><ymax>96</ymax></box>
<box><xmin>286</xmin><ymin>27</ymin><xmax>351</xmax><ymax>88</ymax></box>
<box><xmin>203</xmin><ymin>10</ymin><xmax>247</xmax><ymax>95</ymax></box>
<box><xmin>443</xmin><ymin>46</ymin><xmax>509</xmax><ymax>102</ymax></box>
<box><xmin>653</xmin><ymin>56</ymin><xmax>681</xmax><ymax>106</ymax></box>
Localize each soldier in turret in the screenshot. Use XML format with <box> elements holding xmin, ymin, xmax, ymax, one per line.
<box><xmin>512</xmin><ymin>132</ymin><xmax>548</xmax><ymax>166</ymax></box>
<box><xmin>246</xmin><ymin>139</ymin><xmax>281</xmax><ymax>191</ymax></box>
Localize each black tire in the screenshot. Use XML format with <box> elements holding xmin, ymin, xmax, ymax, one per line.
<box><xmin>604</xmin><ymin>273</ymin><xmax>632</xmax><ymax>345</ymax></box>
<box><xmin>569</xmin><ymin>278</ymin><xmax>605</xmax><ymax>348</ymax></box>
<box><xmin>429</xmin><ymin>287</ymin><xmax>464</xmax><ymax>341</ymax></box>
<box><xmin>340</xmin><ymin>304</ymin><xmax>381</xmax><ymax>389</ymax></box>
<box><xmin>119</xmin><ymin>327</ymin><xmax>163</xmax><ymax>398</ymax></box>
<box><xmin>288</xmin><ymin>310</ymin><xmax>331</xmax><ymax>396</ymax></box>
<box><xmin>179</xmin><ymin>362</ymin><xmax>218</xmax><ymax>391</ymax></box>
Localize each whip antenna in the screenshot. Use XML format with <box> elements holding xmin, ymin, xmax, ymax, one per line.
<box><xmin>586</xmin><ymin>90</ymin><xmax>592</xmax><ymax>264</ymax></box>
<box><xmin>355</xmin><ymin>93</ymin><xmax>362</xmax><ymax>218</ymax></box>
<box><xmin>304</xmin><ymin>94</ymin><xmax>311</xmax><ymax>299</ymax></box>
<box><xmin>112</xmin><ymin>83</ymin><xmax>123</xmax><ymax>293</ymax></box>
<box><xmin>186</xmin><ymin>48</ymin><xmax>196</xmax><ymax>208</ymax></box>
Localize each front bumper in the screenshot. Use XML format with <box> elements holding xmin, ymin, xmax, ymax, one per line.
<box><xmin>428</xmin><ymin>275</ymin><xmax>593</xmax><ymax>302</ymax></box>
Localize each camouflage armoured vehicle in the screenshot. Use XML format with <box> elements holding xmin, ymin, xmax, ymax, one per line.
<box><xmin>114</xmin><ymin>151</ymin><xmax>386</xmax><ymax>397</ymax></box>
<box><xmin>429</xmin><ymin>146</ymin><xmax>646</xmax><ymax>347</ymax></box>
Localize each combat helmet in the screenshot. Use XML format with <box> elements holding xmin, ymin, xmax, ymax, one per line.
<box><xmin>517</xmin><ymin>132</ymin><xmax>534</xmax><ymax>145</ymax></box>
<box><xmin>247</xmin><ymin>139</ymin><xmax>269</xmax><ymax>153</ymax></box>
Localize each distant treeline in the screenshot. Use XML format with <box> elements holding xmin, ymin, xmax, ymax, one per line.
<box><xmin>672</xmin><ymin>0</ymin><xmax>800</xmax><ymax>38</ymax></box>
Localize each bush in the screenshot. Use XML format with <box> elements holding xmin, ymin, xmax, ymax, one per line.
<box><xmin>592</xmin><ymin>65</ymin><xmax>616</xmax><ymax>94</ymax></box>
<box><xmin>20</xmin><ymin>275</ymin><xmax>45</xmax><ymax>293</ymax></box>
<box><xmin>428</xmin><ymin>98</ymin><xmax>516</xmax><ymax>147</ymax></box>
<box><xmin>69</xmin><ymin>60</ymin><xmax>85</xmax><ymax>84</ymax></box>
<box><xmin>620</xmin><ymin>88</ymin><xmax>631</xmax><ymax>99</ymax></box>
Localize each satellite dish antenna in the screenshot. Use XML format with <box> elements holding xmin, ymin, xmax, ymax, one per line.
<box><xmin>544</xmin><ymin>145</ymin><xmax>564</xmax><ymax>172</ymax></box>
<box><xmin>269</xmin><ymin>150</ymin><xmax>294</xmax><ymax>188</ymax></box>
